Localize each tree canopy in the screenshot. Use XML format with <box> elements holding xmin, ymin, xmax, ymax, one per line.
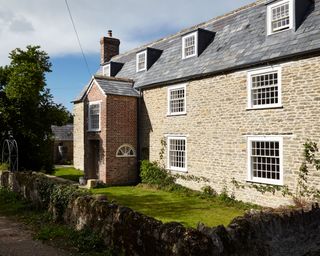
<box><xmin>0</xmin><ymin>46</ymin><xmax>71</xmax><ymax>172</ymax></box>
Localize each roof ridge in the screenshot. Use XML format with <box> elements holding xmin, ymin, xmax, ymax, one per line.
<box><xmin>112</xmin><ymin>0</ymin><xmax>264</xmax><ymax>60</ymax></box>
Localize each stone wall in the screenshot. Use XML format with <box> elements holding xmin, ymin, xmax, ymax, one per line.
<box><xmin>73</xmin><ymin>102</ymin><xmax>85</xmax><ymax>170</ymax></box>
<box><xmin>140</xmin><ymin>54</ymin><xmax>320</xmax><ymax>207</ymax></box>
<box><xmin>1</xmin><ymin>171</ymin><xmax>320</xmax><ymax>256</ymax></box>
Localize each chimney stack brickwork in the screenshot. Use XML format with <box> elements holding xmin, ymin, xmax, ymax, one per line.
<box><xmin>100</xmin><ymin>31</ymin><xmax>120</xmax><ymax>65</ymax></box>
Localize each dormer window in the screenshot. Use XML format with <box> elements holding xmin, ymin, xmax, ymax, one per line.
<box><xmin>102</xmin><ymin>64</ymin><xmax>110</xmax><ymax>76</ymax></box>
<box><xmin>267</xmin><ymin>0</ymin><xmax>293</xmax><ymax>35</ymax></box>
<box><xmin>182</xmin><ymin>32</ymin><xmax>198</xmax><ymax>59</ymax></box>
<box><xmin>136</xmin><ymin>51</ymin><xmax>147</xmax><ymax>72</ymax></box>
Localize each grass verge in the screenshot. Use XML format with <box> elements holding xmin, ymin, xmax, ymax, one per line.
<box><xmin>0</xmin><ymin>188</ymin><xmax>115</xmax><ymax>256</ymax></box>
<box><xmin>53</xmin><ymin>166</ymin><xmax>84</xmax><ymax>182</ymax></box>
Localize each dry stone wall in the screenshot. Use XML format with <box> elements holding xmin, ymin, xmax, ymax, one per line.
<box><xmin>1</xmin><ymin>171</ymin><xmax>320</xmax><ymax>255</ymax></box>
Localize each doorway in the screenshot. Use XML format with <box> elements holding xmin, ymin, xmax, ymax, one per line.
<box><xmin>88</xmin><ymin>140</ymin><xmax>100</xmax><ymax>179</ymax></box>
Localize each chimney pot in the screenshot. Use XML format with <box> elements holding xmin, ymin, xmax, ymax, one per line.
<box><xmin>108</xmin><ymin>30</ymin><xmax>112</xmax><ymax>37</ymax></box>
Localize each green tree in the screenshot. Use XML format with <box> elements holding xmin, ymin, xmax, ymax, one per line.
<box><xmin>0</xmin><ymin>46</ymin><xmax>69</xmax><ymax>172</ymax></box>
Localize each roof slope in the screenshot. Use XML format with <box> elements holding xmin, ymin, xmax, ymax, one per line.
<box><xmin>51</xmin><ymin>125</ymin><xmax>73</xmax><ymax>141</ymax></box>
<box><xmin>100</xmin><ymin>0</ymin><xmax>320</xmax><ymax>89</ymax></box>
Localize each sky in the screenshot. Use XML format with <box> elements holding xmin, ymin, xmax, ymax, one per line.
<box><xmin>0</xmin><ymin>0</ymin><xmax>255</xmax><ymax>111</ymax></box>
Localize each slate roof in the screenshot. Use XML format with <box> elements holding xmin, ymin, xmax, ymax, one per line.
<box><xmin>97</xmin><ymin>0</ymin><xmax>320</xmax><ymax>89</ymax></box>
<box><xmin>51</xmin><ymin>125</ymin><xmax>73</xmax><ymax>141</ymax></box>
<box><xmin>73</xmin><ymin>76</ymin><xmax>139</xmax><ymax>102</ymax></box>
<box><xmin>94</xmin><ymin>76</ymin><xmax>139</xmax><ymax>97</ymax></box>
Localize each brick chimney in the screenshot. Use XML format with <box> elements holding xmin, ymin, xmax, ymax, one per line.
<box><xmin>100</xmin><ymin>30</ymin><xmax>120</xmax><ymax>65</ymax></box>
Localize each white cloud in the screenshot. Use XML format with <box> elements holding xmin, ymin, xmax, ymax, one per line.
<box><xmin>0</xmin><ymin>0</ymin><xmax>255</xmax><ymax>66</ymax></box>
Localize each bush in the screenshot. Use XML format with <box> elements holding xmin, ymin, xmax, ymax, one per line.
<box><xmin>0</xmin><ymin>163</ymin><xmax>9</xmax><ymax>171</ymax></box>
<box><xmin>140</xmin><ymin>160</ymin><xmax>175</xmax><ymax>187</ymax></box>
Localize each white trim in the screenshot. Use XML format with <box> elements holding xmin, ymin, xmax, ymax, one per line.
<box><xmin>247</xmin><ymin>66</ymin><xmax>282</xmax><ymax>110</ymax></box>
<box><xmin>182</xmin><ymin>32</ymin><xmax>198</xmax><ymax>59</ymax></box>
<box><xmin>102</xmin><ymin>64</ymin><xmax>110</xmax><ymax>76</ymax></box>
<box><xmin>167</xmin><ymin>83</ymin><xmax>187</xmax><ymax>116</ymax></box>
<box><xmin>267</xmin><ymin>0</ymin><xmax>294</xmax><ymax>35</ymax></box>
<box><xmin>136</xmin><ymin>50</ymin><xmax>147</xmax><ymax>72</ymax></box>
<box><xmin>247</xmin><ymin>136</ymin><xmax>284</xmax><ymax>186</ymax></box>
<box><xmin>167</xmin><ymin>135</ymin><xmax>187</xmax><ymax>173</ymax></box>
<box><xmin>88</xmin><ymin>100</ymin><xmax>102</xmax><ymax>132</ymax></box>
<box><xmin>116</xmin><ymin>144</ymin><xmax>136</xmax><ymax>158</ymax></box>
<box><xmin>84</xmin><ymin>77</ymin><xmax>107</xmax><ymax>99</ymax></box>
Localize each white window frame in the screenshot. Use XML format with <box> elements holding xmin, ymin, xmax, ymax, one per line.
<box><xmin>88</xmin><ymin>101</ymin><xmax>101</xmax><ymax>132</ymax></box>
<box><xmin>116</xmin><ymin>144</ymin><xmax>136</xmax><ymax>158</ymax></box>
<box><xmin>247</xmin><ymin>66</ymin><xmax>282</xmax><ymax>110</ymax></box>
<box><xmin>267</xmin><ymin>0</ymin><xmax>294</xmax><ymax>35</ymax></box>
<box><xmin>167</xmin><ymin>84</ymin><xmax>187</xmax><ymax>116</ymax></box>
<box><xmin>182</xmin><ymin>32</ymin><xmax>198</xmax><ymax>59</ymax></box>
<box><xmin>167</xmin><ymin>136</ymin><xmax>187</xmax><ymax>172</ymax></box>
<box><xmin>247</xmin><ymin>136</ymin><xmax>283</xmax><ymax>186</ymax></box>
<box><xmin>136</xmin><ymin>50</ymin><xmax>147</xmax><ymax>72</ymax></box>
<box><xmin>102</xmin><ymin>64</ymin><xmax>110</xmax><ymax>76</ymax></box>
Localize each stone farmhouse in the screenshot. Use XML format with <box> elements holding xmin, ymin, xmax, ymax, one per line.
<box><xmin>73</xmin><ymin>0</ymin><xmax>320</xmax><ymax>206</ymax></box>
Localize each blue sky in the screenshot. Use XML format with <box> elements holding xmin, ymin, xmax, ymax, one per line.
<box><xmin>0</xmin><ymin>0</ymin><xmax>255</xmax><ymax>111</ymax></box>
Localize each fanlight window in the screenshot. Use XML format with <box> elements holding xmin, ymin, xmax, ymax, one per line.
<box><xmin>116</xmin><ymin>144</ymin><xmax>136</xmax><ymax>158</ymax></box>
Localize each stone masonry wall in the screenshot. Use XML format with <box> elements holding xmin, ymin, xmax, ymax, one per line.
<box><xmin>73</xmin><ymin>102</ymin><xmax>84</xmax><ymax>170</ymax></box>
<box><xmin>1</xmin><ymin>171</ymin><xmax>320</xmax><ymax>256</ymax></box>
<box><xmin>140</xmin><ymin>54</ymin><xmax>320</xmax><ymax>207</ymax></box>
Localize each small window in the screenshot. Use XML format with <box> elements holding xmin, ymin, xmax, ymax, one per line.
<box><xmin>88</xmin><ymin>102</ymin><xmax>101</xmax><ymax>131</ymax></box>
<box><xmin>267</xmin><ymin>0</ymin><xmax>293</xmax><ymax>35</ymax></box>
<box><xmin>136</xmin><ymin>51</ymin><xmax>147</xmax><ymax>72</ymax></box>
<box><xmin>182</xmin><ymin>32</ymin><xmax>198</xmax><ymax>59</ymax></box>
<box><xmin>167</xmin><ymin>136</ymin><xmax>187</xmax><ymax>172</ymax></box>
<box><xmin>116</xmin><ymin>144</ymin><xmax>136</xmax><ymax>157</ymax></box>
<box><xmin>167</xmin><ymin>84</ymin><xmax>186</xmax><ymax>115</ymax></box>
<box><xmin>102</xmin><ymin>64</ymin><xmax>110</xmax><ymax>76</ymax></box>
<box><xmin>247</xmin><ymin>136</ymin><xmax>283</xmax><ymax>185</ymax></box>
<box><xmin>247</xmin><ymin>66</ymin><xmax>282</xmax><ymax>109</ymax></box>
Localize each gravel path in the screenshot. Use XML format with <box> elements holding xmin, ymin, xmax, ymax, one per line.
<box><xmin>0</xmin><ymin>215</ymin><xmax>72</xmax><ymax>256</ymax></box>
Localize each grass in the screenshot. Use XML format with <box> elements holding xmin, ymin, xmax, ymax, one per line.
<box><xmin>52</xmin><ymin>166</ymin><xmax>254</xmax><ymax>227</ymax></box>
<box><xmin>0</xmin><ymin>188</ymin><xmax>115</xmax><ymax>255</ymax></box>
<box><xmin>53</xmin><ymin>166</ymin><xmax>84</xmax><ymax>182</ymax></box>
<box><xmin>92</xmin><ymin>185</ymin><xmax>252</xmax><ymax>228</ymax></box>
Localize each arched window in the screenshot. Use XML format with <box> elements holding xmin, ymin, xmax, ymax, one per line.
<box><xmin>116</xmin><ymin>144</ymin><xmax>136</xmax><ymax>158</ymax></box>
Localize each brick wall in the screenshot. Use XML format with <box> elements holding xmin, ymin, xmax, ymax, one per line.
<box><xmin>140</xmin><ymin>54</ymin><xmax>320</xmax><ymax>207</ymax></box>
<box><xmin>106</xmin><ymin>95</ymin><xmax>138</xmax><ymax>185</ymax></box>
<box><xmin>77</xmin><ymin>81</ymin><xmax>138</xmax><ymax>184</ymax></box>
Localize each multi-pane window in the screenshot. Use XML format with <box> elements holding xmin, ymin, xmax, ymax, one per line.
<box><xmin>88</xmin><ymin>102</ymin><xmax>100</xmax><ymax>131</ymax></box>
<box><xmin>168</xmin><ymin>137</ymin><xmax>187</xmax><ymax>172</ymax></box>
<box><xmin>136</xmin><ymin>51</ymin><xmax>147</xmax><ymax>72</ymax></box>
<box><xmin>116</xmin><ymin>144</ymin><xmax>136</xmax><ymax>157</ymax></box>
<box><xmin>247</xmin><ymin>67</ymin><xmax>282</xmax><ymax>109</ymax></box>
<box><xmin>267</xmin><ymin>0</ymin><xmax>293</xmax><ymax>35</ymax></box>
<box><xmin>271</xmin><ymin>2</ymin><xmax>290</xmax><ymax>32</ymax></box>
<box><xmin>248</xmin><ymin>136</ymin><xmax>283</xmax><ymax>185</ymax></box>
<box><xmin>168</xmin><ymin>84</ymin><xmax>186</xmax><ymax>115</ymax></box>
<box><xmin>103</xmin><ymin>64</ymin><xmax>110</xmax><ymax>76</ymax></box>
<box><xmin>182</xmin><ymin>32</ymin><xmax>197</xmax><ymax>59</ymax></box>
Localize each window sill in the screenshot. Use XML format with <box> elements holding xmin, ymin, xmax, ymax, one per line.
<box><xmin>87</xmin><ymin>130</ymin><xmax>101</xmax><ymax>133</ymax></box>
<box><xmin>167</xmin><ymin>113</ymin><xmax>187</xmax><ymax>117</ymax></box>
<box><xmin>246</xmin><ymin>105</ymin><xmax>283</xmax><ymax>111</ymax></box>
<box><xmin>168</xmin><ymin>168</ymin><xmax>187</xmax><ymax>173</ymax></box>
<box><xmin>246</xmin><ymin>179</ymin><xmax>283</xmax><ymax>186</ymax></box>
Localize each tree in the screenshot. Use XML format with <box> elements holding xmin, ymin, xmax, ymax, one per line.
<box><xmin>0</xmin><ymin>46</ymin><xmax>70</xmax><ymax>172</ymax></box>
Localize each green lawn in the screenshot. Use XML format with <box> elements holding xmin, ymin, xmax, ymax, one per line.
<box><xmin>92</xmin><ymin>186</ymin><xmax>247</xmax><ymax>228</ymax></box>
<box><xmin>53</xmin><ymin>166</ymin><xmax>84</xmax><ymax>182</ymax></box>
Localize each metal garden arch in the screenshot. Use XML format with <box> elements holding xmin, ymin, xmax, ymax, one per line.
<box><xmin>1</xmin><ymin>136</ymin><xmax>18</xmax><ymax>172</ymax></box>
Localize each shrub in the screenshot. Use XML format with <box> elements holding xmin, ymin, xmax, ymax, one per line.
<box><xmin>0</xmin><ymin>163</ymin><xmax>9</xmax><ymax>171</ymax></box>
<box><xmin>140</xmin><ymin>160</ymin><xmax>175</xmax><ymax>187</ymax></box>
<box><xmin>201</xmin><ymin>185</ymin><xmax>217</xmax><ymax>196</ymax></box>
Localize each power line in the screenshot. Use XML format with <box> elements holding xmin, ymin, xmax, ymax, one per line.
<box><xmin>64</xmin><ymin>0</ymin><xmax>91</xmax><ymax>76</ymax></box>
